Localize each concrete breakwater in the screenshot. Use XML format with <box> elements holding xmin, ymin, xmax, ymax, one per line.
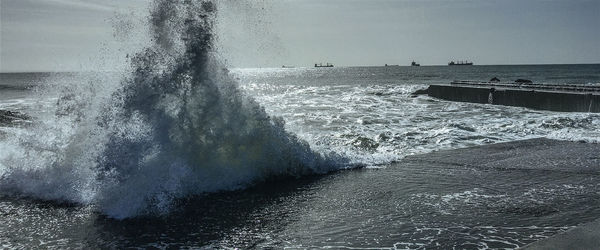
<box><xmin>416</xmin><ymin>81</ymin><xmax>600</xmax><ymax>113</ymax></box>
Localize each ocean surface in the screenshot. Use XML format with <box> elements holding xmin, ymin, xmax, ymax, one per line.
<box><xmin>235</xmin><ymin>64</ymin><xmax>600</xmax><ymax>166</ymax></box>
<box><xmin>1</xmin><ymin>64</ymin><xmax>600</xmax><ymax>249</ymax></box>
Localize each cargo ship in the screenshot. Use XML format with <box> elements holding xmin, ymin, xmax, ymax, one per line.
<box><xmin>314</xmin><ymin>63</ymin><xmax>334</xmax><ymax>68</ymax></box>
<box><xmin>448</xmin><ymin>60</ymin><xmax>473</xmax><ymax>66</ymax></box>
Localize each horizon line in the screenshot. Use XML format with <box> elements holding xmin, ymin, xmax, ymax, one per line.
<box><xmin>2</xmin><ymin>62</ymin><xmax>599</xmax><ymax>74</ymax></box>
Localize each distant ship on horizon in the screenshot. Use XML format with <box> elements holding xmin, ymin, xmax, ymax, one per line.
<box><xmin>448</xmin><ymin>60</ymin><xmax>473</xmax><ymax>66</ymax></box>
<box><xmin>315</xmin><ymin>63</ymin><xmax>334</xmax><ymax>68</ymax></box>
<box><xmin>411</xmin><ymin>61</ymin><xmax>421</xmax><ymax>66</ymax></box>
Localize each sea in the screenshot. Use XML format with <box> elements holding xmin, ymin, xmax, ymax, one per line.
<box><xmin>1</xmin><ymin>64</ymin><xmax>599</xmax><ymax>249</ymax></box>
<box><xmin>2</xmin><ymin>1</ymin><xmax>600</xmax><ymax>248</ymax></box>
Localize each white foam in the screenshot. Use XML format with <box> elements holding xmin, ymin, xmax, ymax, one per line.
<box><xmin>0</xmin><ymin>0</ymin><xmax>349</xmax><ymax>219</ymax></box>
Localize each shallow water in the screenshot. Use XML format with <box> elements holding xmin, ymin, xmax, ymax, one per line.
<box><xmin>236</xmin><ymin>65</ymin><xmax>600</xmax><ymax>166</ymax></box>
<box><xmin>2</xmin><ymin>154</ymin><xmax>600</xmax><ymax>248</ymax></box>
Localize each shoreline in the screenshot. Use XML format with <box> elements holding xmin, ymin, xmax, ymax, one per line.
<box><xmin>404</xmin><ymin>137</ymin><xmax>600</xmax><ymax>173</ymax></box>
<box><xmin>404</xmin><ymin>138</ymin><xmax>600</xmax><ymax>248</ymax></box>
<box><xmin>523</xmin><ymin>217</ymin><xmax>600</xmax><ymax>249</ymax></box>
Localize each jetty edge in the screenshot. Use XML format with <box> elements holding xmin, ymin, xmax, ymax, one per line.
<box><xmin>413</xmin><ymin>80</ymin><xmax>600</xmax><ymax>113</ymax></box>
<box><xmin>405</xmin><ymin>137</ymin><xmax>600</xmax><ymax>248</ymax></box>
<box><xmin>522</xmin><ymin>218</ymin><xmax>600</xmax><ymax>249</ymax></box>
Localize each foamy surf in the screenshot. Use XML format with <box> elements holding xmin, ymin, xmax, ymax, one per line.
<box><xmin>0</xmin><ymin>0</ymin><xmax>348</xmax><ymax>219</ymax></box>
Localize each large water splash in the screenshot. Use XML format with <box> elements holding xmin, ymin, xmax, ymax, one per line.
<box><xmin>0</xmin><ymin>0</ymin><xmax>346</xmax><ymax>219</ymax></box>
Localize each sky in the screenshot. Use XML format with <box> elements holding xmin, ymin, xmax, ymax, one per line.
<box><xmin>1</xmin><ymin>0</ymin><xmax>599</xmax><ymax>72</ymax></box>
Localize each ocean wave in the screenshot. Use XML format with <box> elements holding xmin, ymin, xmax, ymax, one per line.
<box><xmin>0</xmin><ymin>0</ymin><xmax>348</xmax><ymax>219</ymax></box>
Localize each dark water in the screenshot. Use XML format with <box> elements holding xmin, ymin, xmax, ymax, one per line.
<box><xmin>1</xmin><ymin>65</ymin><xmax>600</xmax><ymax>249</ymax></box>
<box><xmin>0</xmin><ymin>73</ymin><xmax>48</xmax><ymax>112</ymax></box>
<box><xmin>2</xmin><ymin>153</ymin><xmax>600</xmax><ymax>249</ymax></box>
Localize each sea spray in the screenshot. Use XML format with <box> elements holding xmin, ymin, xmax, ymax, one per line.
<box><xmin>0</xmin><ymin>0</ymin><xmax>347</xmax><ymax>219</ymax></box>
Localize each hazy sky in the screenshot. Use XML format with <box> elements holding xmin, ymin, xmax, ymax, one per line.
<box><xmin>1</xmin><ymin>0</ymin><xmax>599</xmax><ymax>72</ymax></box>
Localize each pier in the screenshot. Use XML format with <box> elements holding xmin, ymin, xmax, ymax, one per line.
<box><xmin>418</xmin><ymin>80</ymin><xmax>600</xmax><ymax>112</ymax></box>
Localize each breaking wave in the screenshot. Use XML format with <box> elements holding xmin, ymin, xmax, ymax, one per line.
<box><xmin>0</xmin><ymin>0</ymin><xmax>347</xmax><ymax>219</ymax></box>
